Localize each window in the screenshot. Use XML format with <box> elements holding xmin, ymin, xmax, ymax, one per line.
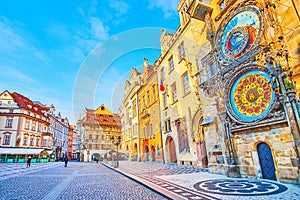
<box><xmin>161</xmin><ymin>67</ymin><xmax>165</xmax><ymax>80</ymax></box>
<box><xmin>36</xmin><ymin>138</ymin><xmax>40</xmax><ymax>146</ymax></box>
<box><xmin>171</xmin><ymin>82</ymin><xmax>178</xmax><ymax>103</ymax></box>
<box><xmin>31</xmin><ymin>122</ymin><xmax>36</xmax><ymax>131</ymax></box>
<box><xmin>183</xmin><ymin>73</ymin><xmax>191</xmax><ymax>95</ymax></box>
<box><xmin>42</xmin><ymin>139</ymin><xmax>47</xmax><ymax>147</ymax></box>
<box><xmin>30</xmin><ymin>137</ymin><xmax>34</xmax><ymax>146</ymax></box>
<box><xmin>3</xmin><ymin>135</ymin><xmax>11</xmax><ymax>145</ymax></box>
<box><xmin>132</xmin><ymin>98</ymin><xmax>137</xmax><ymax>117</ymax></box>
<box><xmin>25</xmin><ymin>120</ymin><xmax>30</xmax><ymax>130</ymax></box>
<box><xmin>152</xmin><ymin>84</ymin><xmax>156</xmax><ymax>102</ymax></box>
<box><xmin>147</xmin><ymin>90</ymin><xmax>150</xmax><ymax>105</ymax></box>
<box><xmin>163</xmin><ymin>93</ymin><xmax>168</xmax><ymax>108</ymax></box>
<box><xmin>23</xmin><ymin>137</ymin><xmax>28</xmax><ymax>145</ymax></box>
<box><xmin>148</xmin><ymin>124</ymin><xmax>153</xmax><ymax>137</ymax></box>
<box><xmin>37</xmin><ymin>124</ymin><xmax>41</xmax><ymax>132</ymax></box>
<box><xmin>142</xmin><ymin>95</ymin><xmax>146</xmax><ymax>109</ymax></box>
<box><xmin>178</xmin><ymin>42</ymin><xmax>186</xmax><ymax>60</ymax></box>
<box><xmin>165</xmin><ymin>119</ymin><xmax>171</xmax><ymax>132</ymax></box>
<box><xmin>169</xmin><ymin>56</ymin><xmax>174</xmax><ymax>72</ymax></box>
<box><xmin>6</xmin><ymin>118</ymin><xmax>13</xmax><ymax>128</ymax></box>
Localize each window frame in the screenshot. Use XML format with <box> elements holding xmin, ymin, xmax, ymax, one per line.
<box><xmin>182</xmin><ymin>72</ymin><xmax>191</xmax><ymax>95</ymax></box>
<box><xmin>168</xmin><ymin>56</ymin><xmax>174</xmax><ymax>72</ymax></box>
<box><xmin>178</xmin><ymin>41</ymin><xmax>186</xmax><ymax>61</ymax></box>
<box><xmin>3</xmin><ymin>135</ymin><xmax>11</xmax><ymax>145</ymax></box>
<box><xmin>171</xmin><ymin>82</ymin><xmax>178</xmax><ymax>103</ymax></box>
<box><xmin>6</xmin><ymin>118</ymin><xmax>13</xmax><ymax>128</ymax></box>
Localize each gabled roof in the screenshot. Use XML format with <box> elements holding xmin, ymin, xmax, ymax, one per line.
<box><xmin>95</xmin><ymin>104</ymin><xmax>113</xmax><ymax>115</ymax></box>
<box><xmin>11</xmin><ymin>92</ymin><xmax>49</xmax><ymax>115</ymax></box>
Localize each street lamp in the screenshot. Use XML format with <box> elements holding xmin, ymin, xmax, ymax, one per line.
<box><xmin>87</xmin><ymin>149</ymin><xmax>90</xmax><ymax>162</ymax></box>
<box><xmin>111</xmin><ymin>135</ymin><xmax>121</xmax><ymax>167</ymax></box>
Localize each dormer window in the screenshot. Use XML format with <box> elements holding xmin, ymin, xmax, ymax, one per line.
<box><xmin>27</xmin><ymin>104</ymin><xmax>32</xmax><ymax>108</ymax></box>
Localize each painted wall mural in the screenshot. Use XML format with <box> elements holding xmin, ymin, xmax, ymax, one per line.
<box><xmin>176</xmin><ymin>119</ymin><xmax>190</xmax><ymax>153</ymax></box>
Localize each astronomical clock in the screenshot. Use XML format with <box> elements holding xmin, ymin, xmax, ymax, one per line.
<box><xmin>215</xmin><ymin>5</ymin><xmax>263</xmax><ymax>64</ymax></box>
<box><xmin>215</xmin><ymin>4</ymin><xmax>282</xmax><ymax>125</ymax></box>
<box><xmin>225</xmin><ymin>67</ymin><xmax>276</xmax><ymax>124</ymax></box>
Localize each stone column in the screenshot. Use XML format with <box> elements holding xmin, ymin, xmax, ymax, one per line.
<box><xmin>218</xmin><ymin>112</ymin><xmax>240</xmax><ymax>178</ymax></box>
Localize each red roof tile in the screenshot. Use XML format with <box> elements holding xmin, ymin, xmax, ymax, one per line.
<box><xmin>11</xmin><ymin>92</ymin><xmax>49</xmax><ymax>115</ymax></box>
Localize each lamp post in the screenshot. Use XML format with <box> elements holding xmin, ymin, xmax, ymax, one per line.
<box><xmin>87</xmin><ymin>149</ymin><xmax>90</xmax><ymax>162</ymax></box>
<box><xmin>111</xmin><ymin>135</ymin><xmax>121</xmax><ymax>167</ymax></box>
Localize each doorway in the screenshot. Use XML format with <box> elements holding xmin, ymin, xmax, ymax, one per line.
<box><xmin>166</xmin><ymin>136</ymin><xmax>177</xmax><ymax>163</ymax></box>
<box><xmin>257</xmin><ymin>142</ymin><xmax>276</xmax><ymax>180</ymax></box>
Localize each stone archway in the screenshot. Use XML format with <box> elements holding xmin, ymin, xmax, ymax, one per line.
<box><xmin>192</xmin><ymin>109</ymin><xmax>208</xmax><ymax>167</ymax></box>
<box><xmin>165</xmin><ymin>136</ymin><xmax>177</xmax><ymax>163</ymax></box>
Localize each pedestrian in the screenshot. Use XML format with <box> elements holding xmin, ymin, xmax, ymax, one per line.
<box><xmin>63</xmin><ymin>156</ymin><xmax>69</xmax><ymax>167</ymax></box>
<box><xmin>27</xmin><ymin>156</ymin><xmax>32</xmax><ymax>167</ymax></box>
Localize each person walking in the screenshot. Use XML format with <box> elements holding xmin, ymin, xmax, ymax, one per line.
<box><xmin>63</xmin><ymin>156</ymin><xmax>69</xmax><ymax>167</ymax></box>
<box><xmin>27</xmin><ymin>156</ymin><xmax>32</xmax><ymax>167</ymax></box>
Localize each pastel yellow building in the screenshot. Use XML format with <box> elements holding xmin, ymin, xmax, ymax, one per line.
<box><xmin>122</xmin><ymin>68</ymin><xmax>142</xmax><ymax>161</ymax></box>
<box><xmin>137</xmin><ymin>58</ymin><xmax>163</xmax><ymax>162</ymax></box>
<box><xmin>155</xmin><ymin>0</ymin><xmax>207</xmax><ymax>167</ymax></box>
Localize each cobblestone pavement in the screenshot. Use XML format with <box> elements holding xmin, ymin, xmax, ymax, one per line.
<box><xmin>0</xmin><ymin>162</ymin><xmax>168</xmax><ymax>200</ymax></box>
<box><xmin>106</xmin><ymin>161</ymin><xmax>300</xmax><ymax>200</ymax></box>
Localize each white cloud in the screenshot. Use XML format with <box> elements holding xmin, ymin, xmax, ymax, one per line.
<box><xmin>148</xmin><ymin>0</ymin><xmax>178</xmax><ymax>18</ymax></box>
<box><xmin>109</xmin><ymin>0</ymin><xmax>130</xmax><ymax>14</ymax></box>
<box><xmin>0</xmin><ymin>17</ymin><xmax>50</xmax><ymax>64</ymax></box>
<box><xmin>89</xmin><ymin>17</ymin><xmax>109</xmax><ymax>40</ymax></box>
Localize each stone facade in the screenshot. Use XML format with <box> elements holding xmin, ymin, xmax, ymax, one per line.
<box><xmin>193</xmin><ymin>0</ymin><xmax>300</xmax><ymax>184</ymax></box>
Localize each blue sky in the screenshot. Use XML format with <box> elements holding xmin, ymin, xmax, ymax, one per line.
<box><xmin>0</xmin><ymin>0</ymin><xmax>180</xmax><ymax>124</ymax></box>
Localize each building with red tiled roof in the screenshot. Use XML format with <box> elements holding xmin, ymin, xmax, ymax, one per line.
<box><xmin>0</xmin><ymin>90</ymin><xmax>50</xmax><ymax>157</ymax></box>
<box><xmin>0</xmin><ymin>90</ymin><xmax>70</xmax><ymax>162</ymax></box>
<box><xmin>77</xmin><ymin>104</ymin><xmax>122</xmax><ymax>162</ymax></box>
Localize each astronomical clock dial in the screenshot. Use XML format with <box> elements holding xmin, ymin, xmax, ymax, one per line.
<box><xmin>216</xmin><ymin>6</ymin><xmax>263</xmax><ymax>63</ymax></box>
<box><xmin>229</xmin><ymin>70</ymin><xmax>275</xmax><ymax>123</ymax></box>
